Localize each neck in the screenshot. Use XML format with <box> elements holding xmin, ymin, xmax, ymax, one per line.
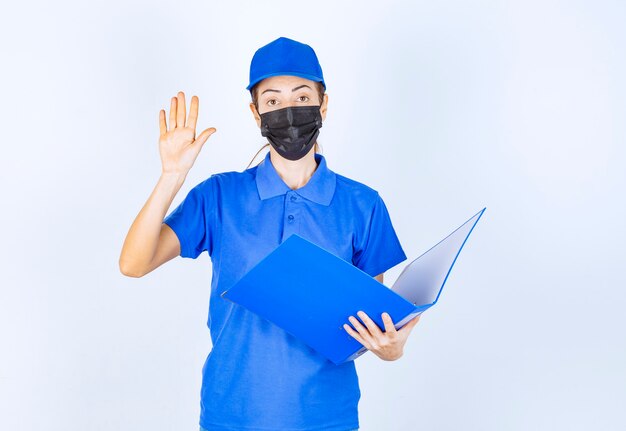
<box><xmin>269</xmin><ymin>146</ymin><xmax>319</xmax><ymax>190</ymax></box>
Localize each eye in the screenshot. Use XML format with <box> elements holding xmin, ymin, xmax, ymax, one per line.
<box><xmin>267</xmin><ymin>99</ymin><xmax>278</xmax><ymax>106</ymax></box>
<box><xmin>297</xmin><ymin>96</ymin><xmax>310</xmax><ymax>102</ymax></box>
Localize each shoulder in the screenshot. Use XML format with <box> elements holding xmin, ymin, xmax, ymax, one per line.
<box><xmin>194</xmin><ymin>166</ymin><xmax>257</xmax><ymax>191</ymax></box>
<box><xmin>333</xmin><ymin>171</ymin><xmax>381</xmax><ymax>208</ymax></box>
<box><xmin>188</xmin><ymin>167</ymin><xmax>260</xmax><ymax>206</ymax></box>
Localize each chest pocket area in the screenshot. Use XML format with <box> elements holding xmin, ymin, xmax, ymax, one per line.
<box><xmin>298</xmin><ymin>229</ymin><xmax>355</xmax><ymax>266</ymax></box>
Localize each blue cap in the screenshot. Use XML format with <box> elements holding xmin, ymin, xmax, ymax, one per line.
<box><xmin>246</xmin><ymin>37</ymin><xmax>326</xmax><ymax>92</ymax></box>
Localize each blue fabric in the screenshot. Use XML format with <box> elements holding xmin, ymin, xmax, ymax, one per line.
<box><xmin>165</xmin><ymin>151</ymin><xmax>407</xmax><ymax>431</ymax></box>
<box><xmin>200</xmin><ymin>428</ymin><xmax>358</xmax><ymax>431</ymax></box>
<box><xmin>247</xmin><ymin>36</ymin><xmax>326</xmax><ymax>91</ymax></box>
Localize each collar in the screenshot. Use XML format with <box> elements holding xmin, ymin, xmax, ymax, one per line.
<box><xmin>255</xmin><ymin>151</ymin><xmax>336</xmax><ymax>206</ymax></box>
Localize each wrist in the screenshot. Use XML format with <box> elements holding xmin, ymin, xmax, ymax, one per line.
<box><xmin>159</xmin><ymin>171</ymin><xmax>187</xmax><ymax>191</ymax></box>
<box><xmin>160</xmin><ymin>170</ymin><xmax>187</xmax><ymax>183</ymax></box>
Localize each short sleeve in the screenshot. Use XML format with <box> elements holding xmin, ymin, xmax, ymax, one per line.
<box><xmin>163</xmin><ymin>177</ymin><xmax>217</xmax><ymax>259</ymax></box>
<box><xmin>352</xmin><ymin>192</ymin><xmax>407</xmax><ymax>277</ymax></box>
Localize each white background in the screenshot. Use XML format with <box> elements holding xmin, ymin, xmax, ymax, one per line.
<box><xmin>1</xmin><ymin>1</ymin><xmax>624</xmax><ymax>430</ymax></box>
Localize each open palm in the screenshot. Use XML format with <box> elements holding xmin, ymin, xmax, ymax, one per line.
<box><xmin>159</xmin><ymin>91</ymin><xmax>216</xmax><ymax>175</ymax></box>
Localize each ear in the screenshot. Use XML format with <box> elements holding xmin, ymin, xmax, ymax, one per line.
<box><xmin>250</xmin><ymin>102</ymin><xmax>261</xmax><ymax>128</ymax></box>
<box><xmin>320</xmin><ymin>93</ymin><xmax>329</xmax><ymax>122</ymax></box>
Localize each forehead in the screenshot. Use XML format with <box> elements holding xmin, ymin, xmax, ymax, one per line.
<box><xmin>256</xmin><ymin>75</ymin><xmax>318</xmax><ymax>94</ymax></box>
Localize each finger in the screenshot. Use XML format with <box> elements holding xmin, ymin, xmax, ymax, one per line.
<box><xmin>356</xmin><ymin>311</ymin><xmax>384</xmax><ymax>338</ymax></box>
<box><xmin>169</xmin><ymin>97</ymin><xmax>177</xmax><ymax>129</ymax></box>
<box><xmin>348</xmin><ymin>316</ymin><xmax>378</xmax><ymax>349</ymax></box>
<box><xmin>348</xmin><ymin>315</ymin><xmax>370</xmax><ymax>337</ymax></box>
<box><xmin>159</xmin><ymin>109</ymin><xmax>167</xmax><ymax>135</ymax></box>
<box><xmin>343</xmin><ymin>324</ymin><xmax>371</xmax><ymax>349</ymax></box>
<box><xmin>381</xmin><ymin>312</ymin><xmax>397</xmax><ymax>335</ymax></box>
<box><xmin>192</xmin><ymin>127</ymin><xmax>217</xmax><ymax>152</ymax></box>
<box><xmin>177</xmin><ymin>91</ymin><xmax>186</xmax><ymax>128</ymax></box>
<box><xmin>187</xmin><ymin>95</ymin><xmax>199</xmax><ymax>130</ymax></box>
<box><xmin>398</xmin><ymin>314</ymin><xmax>421</xmax><ymax>335</ymax></box>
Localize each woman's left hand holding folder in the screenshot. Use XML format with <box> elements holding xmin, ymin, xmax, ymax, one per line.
<box><xmin>343</xmin><ymin>311</ymin><xmax>421</xmax><ymax>361</ymax></box>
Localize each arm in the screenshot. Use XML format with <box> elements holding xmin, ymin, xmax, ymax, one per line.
<box><xmin>118</xmin><ymin>91</ymin><xmax>216</xmax><ymax>278</ymax></box>
<box><xmin>119</xmin><ymin>173</ymin><xmax>186</xmax><ymax>277</ymax></box>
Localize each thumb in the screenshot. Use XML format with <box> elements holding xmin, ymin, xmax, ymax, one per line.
<box><xmin>193</xmin><ymin>127</ymin><xmax>217</xmax><ymax>150</ymax></box>
<box><xmin>399</xmin><ymin>314</ymin><xmax>421</xmax><ymax>333</ymax></box>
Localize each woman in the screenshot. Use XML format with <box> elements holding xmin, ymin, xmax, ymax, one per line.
<box><xmin>119</xmin><ymin>36</ymin><xmax>421</xmax><ymax>431</ymax></box>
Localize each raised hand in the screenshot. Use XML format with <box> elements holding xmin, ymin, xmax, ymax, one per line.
<box><xmin>159</xmin><ymin>91</ymin><xmax>217</xmax><ymax>176</ymax></box>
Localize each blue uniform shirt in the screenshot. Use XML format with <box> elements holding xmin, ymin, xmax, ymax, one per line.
<box><xmin>164</xmin><ymin>151</ymin><xmax>407</xmax><ymax>431</ymax></box>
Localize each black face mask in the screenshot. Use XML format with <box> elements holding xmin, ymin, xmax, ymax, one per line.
<box><xmin>259</xmin><ymin>105</ymin><xmax>323</xmax><ymax>161</ymax></box>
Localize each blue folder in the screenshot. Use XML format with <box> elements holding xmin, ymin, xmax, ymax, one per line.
<box><xmin>221</xmin><ymin>207</ymin><xmax>486</xmax><ymax>365</ymax></box>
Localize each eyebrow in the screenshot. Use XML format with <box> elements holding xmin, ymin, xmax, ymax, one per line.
<box><xmin>261</xmin><ymin>84</ymin><xmax>312</xmax><ymax>95</ymax></box>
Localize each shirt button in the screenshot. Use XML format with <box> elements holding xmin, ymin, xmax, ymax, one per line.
<box><xmin>290</xmin><ymin>195</ymin><xmax>297</xmax><ymax>202</ymax></box>
<box><xmin>287</xmin><ymin>214</ymin><xmax>295</xmax><ymax>222</ymax></box>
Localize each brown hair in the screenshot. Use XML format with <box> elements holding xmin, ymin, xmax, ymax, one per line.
<box><xmin>245</xmin><ymin>80</ymin><xmax>326</xmax><ymax>170</ymax></box>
